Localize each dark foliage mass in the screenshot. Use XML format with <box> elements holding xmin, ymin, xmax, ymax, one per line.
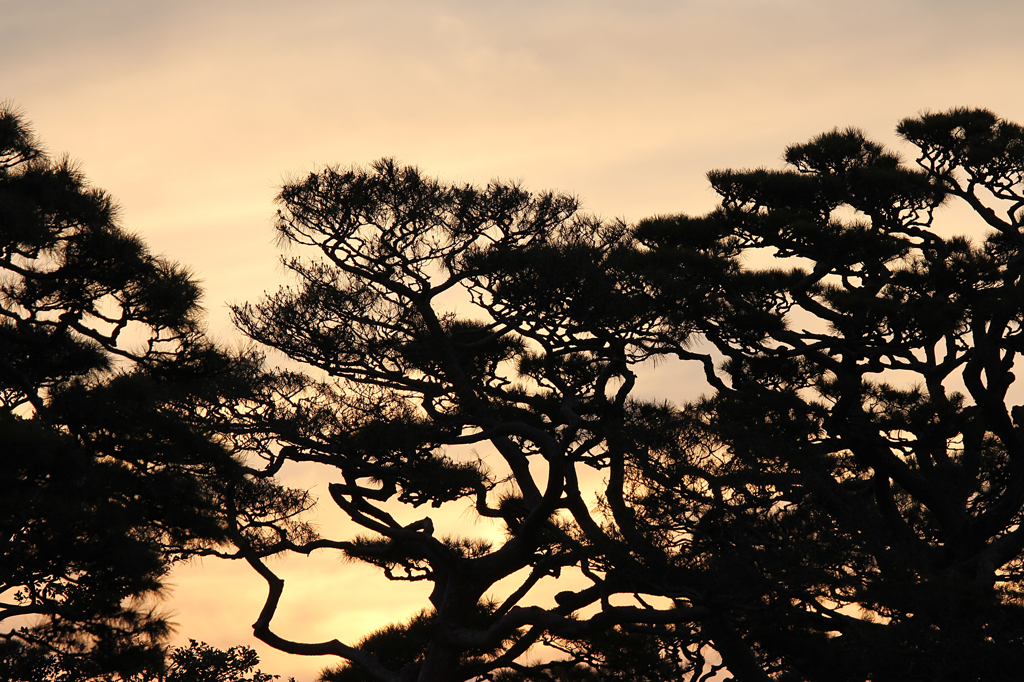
<box><xmin>7</xmin><ymin>103</ymin><xmax>1024</xmax><ymax>682</ymax></box>
<box><xmin>0</xmin><ymin>106</ymin><xmax>298</xmax><ymax>680</ymax></box>
<box><xmin>218</xmin><ymin>108</ymin><xmax>1024</xmax><ymax>682</ymax></box>
<box><xmin>0</xmin><ymin>638</ymin><xmax>281</xmax><ymax>682</ymax></box>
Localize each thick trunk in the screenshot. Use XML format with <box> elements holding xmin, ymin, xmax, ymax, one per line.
<box><xmin>416</xmin><ymin>643</ymin><xmax>461</xmax><ymax>682</ymax></box>
<box><xmin>705</xmin><ymin>615</ymin><xmax>773</xmax><ymax>682</ymax></box>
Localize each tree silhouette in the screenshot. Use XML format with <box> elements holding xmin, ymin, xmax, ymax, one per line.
<box><xmin>225</xmin><ymin>161</ymin><xmax>714</xmax><ymax>681</ymax></box>
<box><xmin>159</xmin><ymin>639</ymin><xmax>282</xmax><ymax>682</ymax></box>
<box><xmin>224</xmin><ymin>109</ymin><xmax>1024</xmax><ymax>681</ymax></box>
<box><xmin>0</xmin><ymin>105</ymin><xmax>291</xmax><ymax>679</ymax></box>
<box><xmin>0</xmin><ymin>638</ymin><xmax>283</xmax><ymax>682</ymax></box>
<box><xmin>612</xmin><ymin>108</ymin><xmax>1024</xmax><ymax>681</ymax></box>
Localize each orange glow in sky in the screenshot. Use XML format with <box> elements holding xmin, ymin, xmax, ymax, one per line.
<box><xmin>5</xmin><ymin>1</ymin><xmax>1024</xmax><ymax>679</ymax></box>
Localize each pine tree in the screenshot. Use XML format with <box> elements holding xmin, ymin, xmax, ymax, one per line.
<box><xmin>223</xmin><ymin>109</ymin><xmax>1024</xmax><ymax>681</ymax></box>
<box><xmin>0</xmin><ymin>105</ymin><xmax>276</xmax><ymax>678</ymax></box>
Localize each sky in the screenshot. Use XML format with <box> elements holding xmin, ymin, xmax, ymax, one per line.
<box><xmin>3</xmin><ymin>1</ymin><xmax>1024</xmax><ymax>679</ymax></box>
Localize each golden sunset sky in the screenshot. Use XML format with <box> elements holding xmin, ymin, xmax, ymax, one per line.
<box><xmin>4</xmin><ymin>1</ymin><xmax>1024</xmax><ymax>679</ymax></box>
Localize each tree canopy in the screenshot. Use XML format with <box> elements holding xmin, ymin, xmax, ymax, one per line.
<box><xmin>0</xmin><ymin>638</ymin><xmax>282</xmax><ymax>682</ymax></box>
<box><xmin>0</xmin><ymin>104</ymin><xmax>294</xmax><ymax>680</ymax></box>
<box><xmin>9</xmin><ymin>103</ymin><xmax>1022</xmax><ymax>681</ymax></box>
<box><xmin>220</xmin><ymin>107</ymin><xmax>1024</xmax><ymax>682</ymax></box>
